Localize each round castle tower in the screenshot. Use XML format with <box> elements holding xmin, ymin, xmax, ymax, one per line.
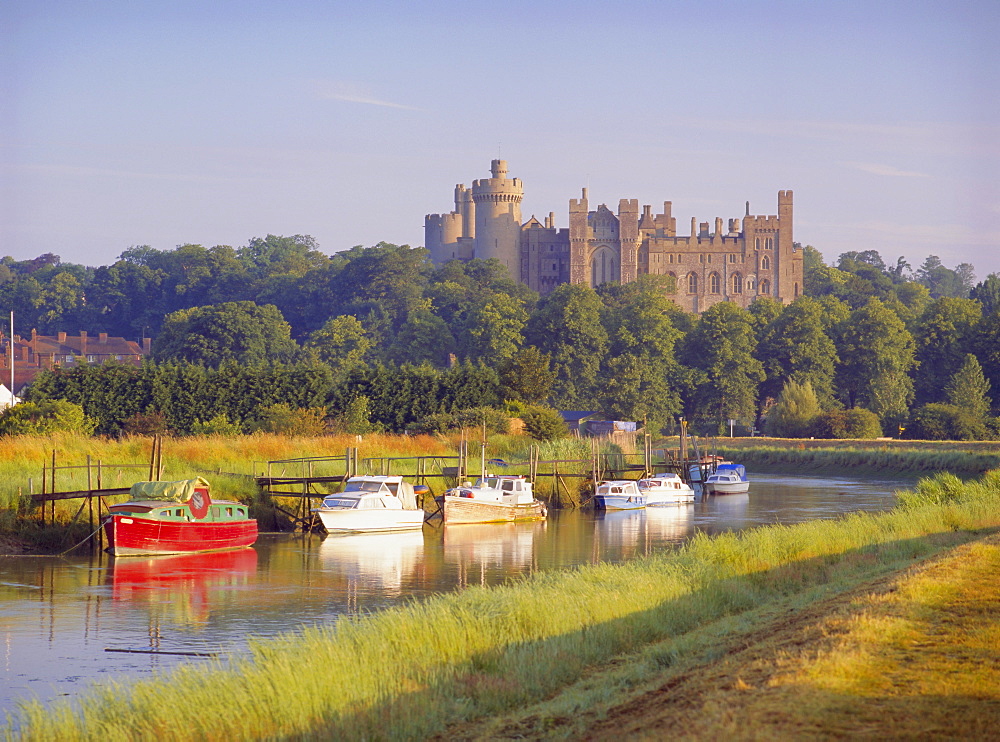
<box><xmin>472</xmin><ymin>159</ymin><xmax>523</xmax><ymax>278</ymax></box>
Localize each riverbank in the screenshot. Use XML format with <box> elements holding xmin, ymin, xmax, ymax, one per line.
<box><xmin>8</xmin><ymin>470</ymin><xmax>1000</xmax><ymax>740</ymax></box>
<box><xmin>711</xmin><ymin>438</ymin><xmax>1000</xmax><ymax>478</ymax></box>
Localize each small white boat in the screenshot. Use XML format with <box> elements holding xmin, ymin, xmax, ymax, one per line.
<box><xmin>312</xmin><ymin>475</ymin><xmax>425</xmax><ymax>533</ymax></box>
<box><xmin>441</xmin><ymin>475</ymin><xmax>546</xmax><ymax>524</ymax></box>
<box><xmin>703</xmin><ymin>463</ymin><xmax>750</xmax><ymax>495</ymax></box>
<box><xmin>594</xmin><ymin>480</ymin><xmax>646</xmax><ymax>510</ymax></box>
<box><xmin>638</xmin><ymin>473</ymin><xmax>695</xmax><ymax>505</ymax></box>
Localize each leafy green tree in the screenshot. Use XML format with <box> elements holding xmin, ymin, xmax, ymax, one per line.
<box><xmin>912</xmin><ymin>297</ymin><xmax>981</xmax><ymax>406</ymax></box>
<box><xmin>916</xmin><ymin>255</ymin><xmax>976</xmax><ymax>298</ymax></box>
<box><xmin>458</xmin><ymin>293</ymin><xmax>527</xmax><ymax>363</ymax></box>
<box><xmin>520</xmin><ymin>405</ymin><xmax>570</xmax><ymax>441</ymax></box>
<box><xmin>811</xmin><ymin>408</ymin><xmax>883</xmax><ymax>439</ymax></box>
<box><xmin>944</xmin><ymin>353</ymin><xmax>992</xmax><ymax>418</ymax></box>
<box><xmin>329</xmin><ymin>396</ymin><xmax>375</xmax><ymax>435</ymax></box>
<box><xmin>835</xmin><ymin>298</ymin><xmax>916</xmax><ymax>428</ymax></box>
<box><xmin>757</xmin><ymin>297</ymin><xmax>838</xmax><ymax>407</ymax></box>
<box><xmin>386</xmin><ymin>307</ymin><xmax>457</xmax><ymax>366</ymax></box>
<box><xmin>524</xmin><ymin>284</ymin><xmax>608</xmax><ymax>408</ymax></box>
<box><xmin>681</xmin><ymin>301</ymin><xmax>764</xmax><ymax>432</ymax></box>
<box><xmin>970</xmin><ymin>274</ymin><xmax>1000</xmax><ymax>315</ymax></box>
<box><xmin>152</xmin><ymin>302</ymin><xmax>299</xmax><ymax>367</ymax></box>
<box><xmin>189</xmin><ymin>413</ymin><xmax>243</xmax><ymax>436</ymax></box>
<box><xmin>596</xmin><ymin>276</ymin><xmax>684</xmax><ymax>431</ymax></box>
<box><xmin>497</xmin><ymin>346</ymin><xmax>556</xmax><ymax>404</ymax></box>
<box><xmin>304</xmin><ymin>315</ymin><xmax>374</xmax><ymax>376</ymax></box>
<box><xmin>0</xmin><ymin>400</ymin><xmax>97</xmax><ymax>436</ymax></box>
<box><xmin>905</xmin><ymin>403</ymin><xmax>988</xmax><ymax>441</ymax></box>
<box><xmin>764</xmin><ymin>380</ymin><xmax>821</xmax><ymax>438</ymax></box>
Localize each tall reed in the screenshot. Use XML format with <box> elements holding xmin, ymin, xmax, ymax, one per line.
<box><xmin>9</xmin><ymin>470</ymin><xmax>1000</xmax><ymax>741</ymax></box>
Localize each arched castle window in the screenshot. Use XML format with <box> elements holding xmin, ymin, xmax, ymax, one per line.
<box><xmin>761</xmin><ymin>255</ymin><xmax>771</xmax><ymax>270</ymax></box>
<box><xmin>794</xmin><ymin>282</ymin><xmax>799</xmax><ymax>297</ymax></box>
<box><xmin>766</xmin><ymin>237</ymin><xmax>773</xmax><ymax>250</ymax></box>
<box><xmin>759</xmin><ymin>279</ymin><xmax>771</xmax><ymax>295</ymax></box>
<box><xmin>747</xmin><ymin>276</ymin><xmax>756</xmax><ymax>291</ymax></box>
<box><xmin>710</xmin><ymin>272</ymin><xmax>721</xmax><ymax>294</ymax></box>
<box><xmin>687</xmin><ymin>272</ymin><xmax>698</xmax><ymax>294</ymax></box>
<box><xmin>732</xmin><ymin>273</ymin><xmax>743</xmax><ymax>294</ymax></box>
<box><xmin>590</xmin><ymin>247</ymin><xmax>618</xmax><ymax>287</ymax></box>
<box><xmin>729</xmin><ymin>254</ymin><xmax>737</xmax><ymax>263</ymax></box>
<box><xmin>669</xmin><ymin>254</ymin><xmax>674</xmax><ymax>263</ymax></box>
<box><xmin>755</xmin><ymin>237</ymin><xmax>760</xmax><ymax>250</ymax></box>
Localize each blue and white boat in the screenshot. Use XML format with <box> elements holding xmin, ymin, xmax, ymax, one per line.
<box><xmin>703</xmin><ymin>463</ymin><xmax>749</xmax><ymax>495</ymax></box>
<box><xmin>593</xmin><ymin>480</ymin><xmax>646</xmax><ymax>510</ymax></box>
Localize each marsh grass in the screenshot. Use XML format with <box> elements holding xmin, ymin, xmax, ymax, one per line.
<box><xmin>8</xmin><ymin>469</ymin><xmax>1000</xmax><ymax>741</ymax></box>
<box><xmin>709</xmin><ymin>440</ymin><xmax>1000</xmax><ymax>477</ymax></box>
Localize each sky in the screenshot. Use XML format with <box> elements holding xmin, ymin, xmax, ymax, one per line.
<box><xmin>2</xmin><ymin>0</ymin><xmax>999</xmax><ymax>279</ymax></box>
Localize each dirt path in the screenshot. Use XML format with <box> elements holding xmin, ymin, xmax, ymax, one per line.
<box><xmin>580</xmin><ymin>532</ymin><xmax>1000</xmax><ymax>740</ymax></box>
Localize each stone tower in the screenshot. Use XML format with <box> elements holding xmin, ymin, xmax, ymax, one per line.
<box><xmin>471</xmin><ymin>160</ymin><xmax>523</xmax><ymax>279</ymax></box>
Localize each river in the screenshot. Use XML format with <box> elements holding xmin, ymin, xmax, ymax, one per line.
<box><xmin>0</xmin><ymin>473</ymin><xmax>912</xmax><ymax>714</ymax></box>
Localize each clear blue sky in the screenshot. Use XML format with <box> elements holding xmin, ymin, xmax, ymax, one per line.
<box><xmin>3</xmin><ymin>0</ymin><xmax>998</xmax><ymax>278</ymax></box>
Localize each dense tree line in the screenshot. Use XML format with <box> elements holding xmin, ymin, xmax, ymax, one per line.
<box><xmin>8</xmin><ymin>239</ymin><xmax>1000</xmax><ymax>439</ymax></box>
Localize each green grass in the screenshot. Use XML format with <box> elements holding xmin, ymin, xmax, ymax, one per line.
<box><xmin>7</xmin><ymin>470</ymin><xmax>1000</xmax><ymax>741</ymax></box>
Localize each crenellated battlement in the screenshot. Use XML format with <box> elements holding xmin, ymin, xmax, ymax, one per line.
<box><xmin>425</xmin><ymin>159</ymin><xmax>797</xmax><ymax>308</ymax></box>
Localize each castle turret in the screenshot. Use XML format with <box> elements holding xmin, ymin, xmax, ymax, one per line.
<box><xmin>472</xmin><ymin>159</ymin><xmax>523</xmax><ymax>279</ymax></box>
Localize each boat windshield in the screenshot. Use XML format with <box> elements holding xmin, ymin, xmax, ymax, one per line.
<box><xmin>323</xmin><ymin>497</ymin><xmax>359</xmax><ymax>509</ymax></box>
<box><xmin>475</xmin><ymin>478</ymin><xmax>500</xmax><ymax>489</ymax></box>
<box><xmin>346</xmin><ymin>481</ymin><xmax>384</xmax><ymax>493</ymax></box>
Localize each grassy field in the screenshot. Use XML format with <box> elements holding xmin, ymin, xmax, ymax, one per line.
<box><xmin>6</xmin><ymin>469</ymin><xmax>1000</xmax><ymax>740</ymax></box>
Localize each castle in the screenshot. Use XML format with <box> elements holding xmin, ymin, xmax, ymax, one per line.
<box><xmin>424</xmin><ymin>159</ymin><xmax>802</xmax><ymax>312</ymax></box>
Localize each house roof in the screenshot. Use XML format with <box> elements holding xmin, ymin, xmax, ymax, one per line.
<box><xmin>558</xmin><ymin>411</ymin><xmax>600</xmax><ymax>422</ymax></box>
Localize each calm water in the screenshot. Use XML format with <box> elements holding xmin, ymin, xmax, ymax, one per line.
<box><xmin>0</xmin><ymin>473</ymin><xmax>911</xmax><ymax>714</ymax></box>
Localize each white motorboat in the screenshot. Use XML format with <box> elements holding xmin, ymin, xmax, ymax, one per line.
<box><xmin>703</xmin><ymin>463</ymin><xmax>750</xmax><ymax>495</ymax></box>
<box><xmin>638</xmin><ymin>472</ymin><xmax>696</xmax><ymax>505</ymax></box>
<box><xmin>593</xmin><ymin>480</ymin><xmax>646</xmax><ymax>510</ymax></box>
<box><xmin>312</xmin><ymin>475</ymin><xmax>425</xmax><ymax>533</ymax></box>
<box><xmin>441</xmin><ymin>475</ymin><xmax>546</xmax><ymax>524</ymax></box>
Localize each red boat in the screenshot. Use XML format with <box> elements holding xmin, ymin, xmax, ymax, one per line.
<box><xmin>103</xmin><ymin>477</ymin><xmax>257</xmax><ymax>556</ymax></box>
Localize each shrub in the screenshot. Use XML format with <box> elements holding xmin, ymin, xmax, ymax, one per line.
<box><xmin>904</xmin><ymin>403</ymin><xmax>989</xmax><ymax>441</ymax></box>
<box><xmin>763</xmin><ymin>380</ymin><xmax>821</xmax><ymax>438</ymax></box>
<box><xmin>408</xmin><ymin>407</ymin><xmax>510</xmax><ymax>435</ymax></box>
<box><xmin>119</xmin><ymin>411</ymin><xmax>170</xmax><ymax>436</ymax></box>
<box><xmin>249</xmin><ymin>404</ymin><xmax>328</xmax><ymax>436</ymax></box>
<box><xmin>0</xmin><ymin>400</ymin><xmax>98</xmax><ymax>436</ymax></box>
<box><xmin>811</xmin><ymin>407</ymin><xmax>883</xmax><ymax>439</ymax></box>
<box><xmin>189</xmin><ymin>413</ymin><xmax>243</xmax><ymax>436</ymax></box>
<box><xmin>520</xmin><ymin>405</ymin><xmax>570</xmax><ymax>441</ymax></box>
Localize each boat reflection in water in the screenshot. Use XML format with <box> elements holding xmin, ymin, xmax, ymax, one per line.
<box><xmin>643</xmin><ymin>503</ymin><xmax>694</xmax><ymax>543</ymax></box>
<box><xmin>108</xmin><ymin>548</ymin><xmax>258</xmax><ymax>624</ymax></box>
<box><xmin>317</xmin><ymin>530</ymin><xmax>425</xmax><ymax>594</ymax></box>
<box><xmin>593</xmin><ymin>509</ymin><xmax>647</xmax><ymax>559</ymax></box>
<box><xmin>440</xmin><ymin>521</ymin><xmax>546</xmax><ymax>587</ymax></box>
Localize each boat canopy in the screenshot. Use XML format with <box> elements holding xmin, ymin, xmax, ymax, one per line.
<box><xmin>128</xmin><ymin>477</ymin><xmax>210</xmax><ymax>503</ymax></box>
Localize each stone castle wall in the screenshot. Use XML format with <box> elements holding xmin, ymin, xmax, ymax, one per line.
<box><xmin>425</xmin><ymin>160</ymin><xmax>802</xmax><ymax>312</ymax></box>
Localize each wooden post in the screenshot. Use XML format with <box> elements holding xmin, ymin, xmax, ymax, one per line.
<box><xmin>87</xmin><ymin>454</ymin><xmax>93</xmax><ymax>534</ymax></box>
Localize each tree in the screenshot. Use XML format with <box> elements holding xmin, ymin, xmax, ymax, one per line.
<box><xmin>520</xmin><ymin>406</ymin><xmax>570</xmax><ymax>441</ymax></box>
<box><xmin>912</xmin><ymin>297</ymin><xmax>981</xmax><ymax>406</ymax></box>
<box><xmin>0</xmin><ymin>400</ymin><xmax>97</xmax><ymax>436</ymax></box>
<box><xmin>524</xmin><ymin>284</ymin><xmax>608</xmax><ymax>408</ymax></box>
<box><xmin>835</xmin><ymin>298</ymin><xmax>916</xmax><ymax>428</ymax></box>
<box><xmin>756</xmin><ymin>297</ymin><xmax>838</xmax><ymax>407</ymax></box>
<box><xmin>152</xmin><ymin>302</ymin><xmax>299</xmax><ymax>367</ymax></box>
<box><xmin>458</xmin><ymin>292</ymin><xmax>527</xmax><ymax>363</ymax></box>
<box><xmin>970</xmin><ymin>274</ymin><xmax>1000</xmax><ymax>315</ymax></box>
<box><xmin>596</xmin><ymin>276</ymin><xmax>684</xmax><ymax>431</ymax></box>
<box><xmin>944</xmin><ymin>353</ymin><xmax>992</xmax><ymax>418</ymax></box>
<box><xmin>681</xmin><ymin>301</ymin><xmax>764</xmax><ymax>432</ymax></box>
<box><xmin>304</xmin><ymin>315</ymin><xmax>373</xmax><ymax>377</ymax></box>
<box><xmin>764</xmin><ymin>380</ymin><xmax>821</xmax><ymax>438</ymax></box>
<box><xmin>905</xmin><ymin>403</ymin><xmax>987</xmax><ymax>441</ymax></box>
<box><xmin>497</xmin><ymin>347</ymin><xmax>556</xmax><ymax>404</ymax></box>
<box><xmin>811</xmin><ymin>408</ymin><xmax>883</xmax><ymax>439</ymax></box>
<box><xmin>916</xmin><ymin>255</ymin><xmax>975</xmax><ymax>298</ymax></box>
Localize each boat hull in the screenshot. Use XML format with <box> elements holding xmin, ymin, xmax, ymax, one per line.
<box><xmin>645</xmin><ymin>492</ymin><xmax>695</xmax><ymax>506</ymax></box>
<box><xmin>594</xmin><ymin>494</ymin><xmax>647</xmax><ymax>510</ymax></box>
<box><xmin>103</xmin><ymin>514</ymin><xmax>258</xmax><ymax>556</ymax></box>
<box><xmin>442</xmin><ymin>496</ymin><xmax>546</xmax><ymax>524</ymax></box>
<box><xmin>704</xmin><ymin>481</ymin><xmax>750</xmax><ymax>495</ymax></box>
<box><xmin>314</xmin><ymin>508</ymin><xmax>425</xmax><ymax>533</ymax></box>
